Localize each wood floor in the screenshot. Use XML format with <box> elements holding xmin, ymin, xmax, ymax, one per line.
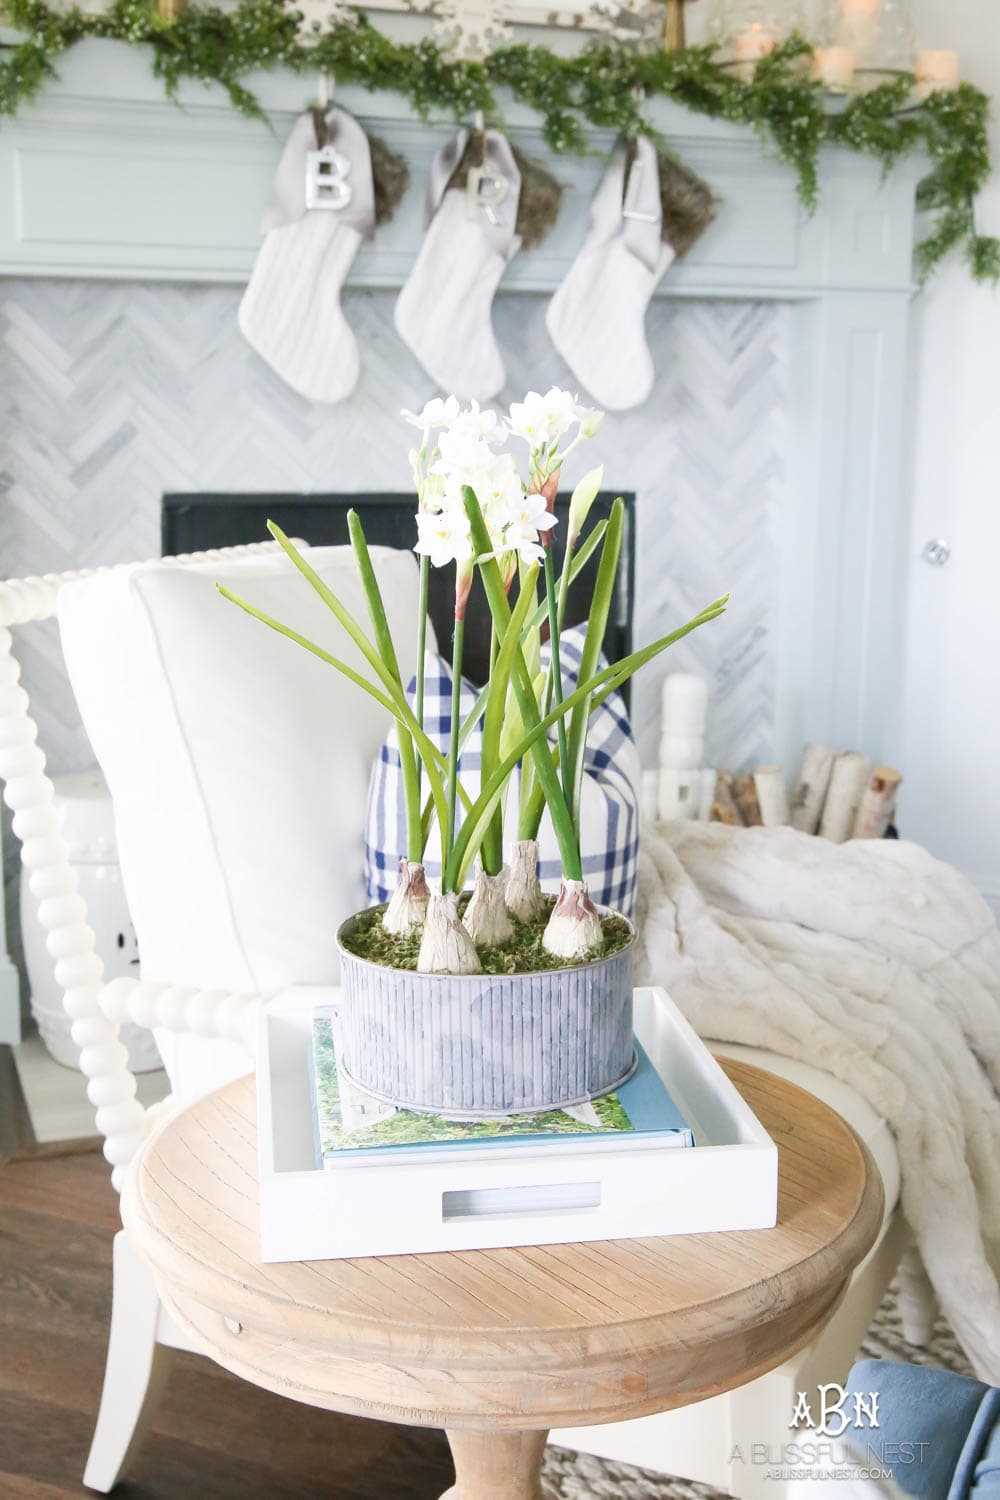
<box><xmin>0</xmin><ymin>1055</ymin><xmax>456</xmax><ymax>1499</ymax></box>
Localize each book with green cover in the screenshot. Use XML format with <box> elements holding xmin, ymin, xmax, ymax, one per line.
<box><xmin>311</xmin><ymin>1007</ymin><xmax>694</xmax><ymax>1165</ymax></box>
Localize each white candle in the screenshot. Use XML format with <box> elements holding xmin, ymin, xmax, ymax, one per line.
<box><xmin>657</xmin><ymin>768</ymin><xmax>701</xmax><ymax>822</ymax></box>
<box><xmin>734</xmin><ymin>25</ymin><xmax>775</xmax><ymax>80</ymax></box>
<box><xmin>837</xmin><ymin>0</ymin><xmax>879</xmax><ymax>63</ymax></box>
<box><xmin>660</xmin><ymin>672</ymin><xmax>708</xmax><ymax>739</ymax></box>
<box><xmin>813</xmin><ymin>46</ymin><xmax>855</xmax><ymax>91</ymax></box>
<box><xmin>915</xmin><ymin>49</ymin><xmax>959</xmax><ymax>99</ymax></box>
<box><xmin>659</xmin><ymin>733</ymin><xmax>705</xmax><ymax>771</ymax></box>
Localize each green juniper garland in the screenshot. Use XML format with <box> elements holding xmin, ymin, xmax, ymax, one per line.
<box><xmin>0</xmin><ymin>4</ymin><xmax>996</xmax><ymax>281</ymax></box>
<box><xmin>218</xmin><ymin>387</ymin><xmax>727</xmax><ymax>975</ymax></box>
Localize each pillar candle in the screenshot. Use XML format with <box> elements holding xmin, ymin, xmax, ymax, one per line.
<box><xmin>838</xmin><ymin>0</ymin><xmax>880</xmax><ymax>64</ymax></box>
<box><xmin>661</xmin><ymin>673</ymin><xmax>708</xmax><ymax>739</ymax></box>
<box><xmin>734</xmin><ymin>25</ymin><xmax>775</xmax><ymax>80</ymax></box>
<box><xmin>659</xmin><ymin>733</ymin><xmax>705</xmax><ymax>771</ymax></box>
<box><xmin>813</xmin><ymin>46</ymin><xmax>855</xmax><ymax>91</ymax></box>
<box><xmin>657</xmin><ymin>768</ymin><xmax>701</xmax><ymax>821</ymax></box>
<box><xmin>915</xmin><ymin>50</ymin><xmax>959</xmax><ymax>99</ymax></box>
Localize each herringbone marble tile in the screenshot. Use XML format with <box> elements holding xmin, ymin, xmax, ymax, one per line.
<box><xmin>0</xmin><ymin>281</ymin><xmax>787</xmax><ymax>776</ymax></box>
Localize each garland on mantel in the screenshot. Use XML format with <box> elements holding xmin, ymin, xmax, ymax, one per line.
<box><xmin>1</xmin><ymin>2</ymin><xmax>997</xmax><ymax>281</ymax></box>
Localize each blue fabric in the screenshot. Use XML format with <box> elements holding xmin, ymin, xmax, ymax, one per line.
<box><xmin>845</xmin><ymin>1359</ymin><xmax>1000</xmax><ymax>1500</ymax></box>
<box><xmin>364</xmin><ymin>624</ymin><xmax>640</xmax><ymax>915</ymax></box>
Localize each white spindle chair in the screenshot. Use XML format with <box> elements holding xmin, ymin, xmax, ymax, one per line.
<box><xmin>0</xmin><ymin>545</ymin><xmax>282</xmax><ymax>1490</ymax></box>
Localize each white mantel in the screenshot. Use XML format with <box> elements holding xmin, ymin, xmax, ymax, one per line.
<box><xmin>0</xmin><ymin>39</ymin><xmax>927</xmax><ymax>1042</ymax></box>
<box><xmin>1</xmin><ymin>39</ymin><xmax>923</xmax><ymax>296</ymax></box>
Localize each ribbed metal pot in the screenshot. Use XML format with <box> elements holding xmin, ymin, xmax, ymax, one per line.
<box><xmin>335</xmin><ymin>909</ymin><xmax>636</xmax><ymax>1118</ymax></box>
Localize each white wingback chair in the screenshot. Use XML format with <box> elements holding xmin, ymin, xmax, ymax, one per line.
<box><xmin>58</xmin><ymin>539</ymin><xmax>428</xmax><ymax>1114</ymax></box>
<box><xmin>0</xmin><ymin>540</ymin><xmax>934</xmax><ymax>1499</ymax></box>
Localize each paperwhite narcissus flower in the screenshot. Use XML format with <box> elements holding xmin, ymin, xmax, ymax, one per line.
<box><xmin>504</xmin><ymin>491</ymin><xmax>557</xmax><ymax>563</ymax></box>
<box><xmin>508</xmin><ymin>390</ymin><xmax>551</xmax><ymax>448</ymax></box>
<box><xmin>415</xmin><ymin>506</ymin><xmax>474</xmax><ymax>569</ymax></box>
<box><xmin>541</xmin><ymin>386</ymin><xmax>579</xmax><ymax>444</ymax></box>
<box><xmin>401</xmin><ymin>395</ymin><xmax>461</xmax><ymax>431</ymax></box>
<box><xmin>435</xmin><ymin>423</ymin><xmax>500</xmax><ymax>478</ymax></box>
<box><xmin>575</xmin><ymin>404</ymin><xmax>605</xmax><ymax>439</ymax></box>
<box><xmin>476</xmin><ymin>455</ymin><xmax>524</xmax><ymax>528</ymax></box>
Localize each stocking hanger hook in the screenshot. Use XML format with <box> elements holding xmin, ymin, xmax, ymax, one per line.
<box><xmin>318</xmin><ymin>72</ymin><xmax>333</xmax><ymax>110</ymax></box>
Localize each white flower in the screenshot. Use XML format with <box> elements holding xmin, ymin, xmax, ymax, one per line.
<box><xmin>401</xmin><ymin>395</ymin><xmax>461</xmax><ymax>431</ymax></box>
<box><xmin>474</xmin><ymin>454</ymin><xmax>524</xmax><ymax>529</ymax></box>
<box><xmin>504</xmin><ymin>490</ymin><xmax>557</xmax><ymax>563</ymax></box>
<box><xmin>509</xmin><ymin>387</ymin><xmax>589</xmax><ymax>452</ymax></box>
<box><xmin>508</xmin><ymin>390</ymin><xmax>551</xmax><ymax>449</ymax></box>
<box><xmin>435</xmin><ymin>424</ymin><xmax>497</xmax><ymax>476</ymax></box>
<box><xmin>574</xmin><ymin>403</ymin><xmax>605</xmax><ymax>439</ymax></box>
<box><xmin>414</xmin><ymin>506</ymin><xmax>474</xmax><ymax>569</ymax></box>
<box><xmin>541</xmin><ymin>386</ymin><xmax>579</xmax><ymax>445</ymax></box>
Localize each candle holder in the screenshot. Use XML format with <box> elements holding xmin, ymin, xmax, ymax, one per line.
<box><xmin>815</xmin><ymin>0</ymin><xmax>914</xmax><ymax>85</ymax></box>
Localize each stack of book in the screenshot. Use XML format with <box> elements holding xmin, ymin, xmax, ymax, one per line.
<box><xmin>309</xmin><ymin>1007</ymin><xmax>695</xmax><ymax>1180</ymax></box>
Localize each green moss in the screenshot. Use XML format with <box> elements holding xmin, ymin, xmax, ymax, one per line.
<box><xmin>342</xmin><ymin>895</ymin><xmax>632</xmax><ymax>975</ymax></box>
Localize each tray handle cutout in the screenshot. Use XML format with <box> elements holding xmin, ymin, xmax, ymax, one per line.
<box><xmin>442</xmin><ymin>1181</ymin><xmax>601</xmax><ymax>1221</ymax></box>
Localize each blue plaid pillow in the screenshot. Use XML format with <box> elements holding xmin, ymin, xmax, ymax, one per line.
<box><xmin>364</xmin><ymin>625</ymin><xmax>640</xmax><ymax>916</ymax></box>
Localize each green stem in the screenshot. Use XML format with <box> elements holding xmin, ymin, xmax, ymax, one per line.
<box><xmin>543</xmin><ymin>546</ymin><xmax>571</xmax><ymax>803</ymax></box>
<box><xmin>415</xmin><ymin>552</ymin><xmax>430</xmax><ymax>732</ymax></box>
<box><xmin>480</xmin><ymin>620</ymin><xmax>504</xmax><ymax>876</ymax></box>
<box><xmin>556</xmin><ymin>531</ymin><xmax>576</xmax><ymax>634</ymax></box>
<box><xmin>446</xmin><ymin>613</ymin><xmax>465</xmax><ymax>878</ymax></box>
<box><xmin>347</xmin><ymin>510</ymin><xmax>422</xmax><ymax>863</ymax></box>
<box><xmin>462</xmin><ymin>487</ymin><xmax>582</xmax><ymax>883</ymax></box>
<box><xmin>413</xmin><ymin>552</ymin><xmax>430</xmax><ymax>859</ymax></box>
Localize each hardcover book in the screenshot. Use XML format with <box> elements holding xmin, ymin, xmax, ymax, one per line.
<box><xmin>310</xmin><ymin>1007</ymin><xmax>694</xmax><ymax>1166</ymax></box>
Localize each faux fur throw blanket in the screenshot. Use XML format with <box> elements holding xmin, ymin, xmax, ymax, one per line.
<box><xmin>635</xmin><ymin>822</ymin><xmax>1000</xmax><ymax>1382</ymax></box>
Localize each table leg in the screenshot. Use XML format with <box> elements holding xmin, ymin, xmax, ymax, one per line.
<box><xmin>441</xmin><ymin>1428</ymin><xmax>553</xmax><ymax>1500</ymax></box>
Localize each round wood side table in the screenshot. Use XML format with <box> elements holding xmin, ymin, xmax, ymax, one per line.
<box><xmin>121</xmin><ymin>1060</ymin><xmax>884</xmax><ymax>1500</ymax></box>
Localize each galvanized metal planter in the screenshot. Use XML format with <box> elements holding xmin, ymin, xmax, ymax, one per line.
<box><xmin>336</xmin><ymin>909</ymin><xmax>636</xmax><ymax>1118</ymax></box>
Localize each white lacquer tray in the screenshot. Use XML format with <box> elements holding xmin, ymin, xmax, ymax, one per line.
<box><xmin>256</xmin><ymin>985</ymin><xmax>778</xmax><ymax>1263</ymax></box>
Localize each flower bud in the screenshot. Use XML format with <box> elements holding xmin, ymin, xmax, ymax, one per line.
<box><xmin>567</xmin><ymin>465</ymin><xmax>604</xmax><ymax>547</ymax></box>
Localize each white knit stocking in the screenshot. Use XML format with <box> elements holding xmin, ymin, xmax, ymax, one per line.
<box><xmin>546</xmin><ymin>137</ymin><xmax>674</xmax><ymax>412</ymax></box>
<box><xmin>395</xmin><ymin>127</ymin><xmax>521</xmax><ymax>401</ymax></box>
<box><xmin>239</xmin><ymin>108</ymin><xmax>374</xmax><ymax>404</ymax></box>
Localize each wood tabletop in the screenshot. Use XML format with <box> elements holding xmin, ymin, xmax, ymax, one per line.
<box><xmin>121</xmin><ymin>1060</ymin><xmax>883</xmax><ymax>1434</ymax></box>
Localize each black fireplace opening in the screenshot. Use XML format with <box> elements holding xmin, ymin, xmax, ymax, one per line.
<box><xmin>162</xmin><ymin>492</ymin><xmax>635</xmax><ymax>696</ymax></box>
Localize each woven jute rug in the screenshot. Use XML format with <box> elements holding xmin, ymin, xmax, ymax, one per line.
<box><xmin>541</xmin><ymin>1279</ymin><xmax>972</xmax><ymax>1499</ymax></box>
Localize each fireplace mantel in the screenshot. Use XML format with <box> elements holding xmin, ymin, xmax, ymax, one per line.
<box><xmin>0</xmin><ymin>38</ymin><xmax>924</xmax><ymax>295</ymax></box>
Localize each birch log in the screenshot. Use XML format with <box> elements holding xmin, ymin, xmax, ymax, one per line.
<box><xmin>752</xmin><ymin>765</ymin><xmax>790</xmax><ymax>827</ymax></box>
<box><xmin>818</xmin><ymin>752</ymin><xmax>872</xmax><ymax>843</ymax></box>
<box><xmin>853</xmin><ymin>766</ymin><xmax>902</xmax><ymax>839</ymax></box>
<box><xmin>697</xmin><ymin>768</ymin><xmax>717</xmax><ymax>821</ymax></box>
<box><xmin>732</xmin><ymin>773</ymin><xmax>763</xmax><ymax>828</ymax></box>
<box><xmin>790</xmin><ymin>743</ymin><xmax>836</xmax><ymax>834</ymax></box>
<box><xmin>710</xmin><ymin>771</ymin><xmax>744</xmax><ymax>826</ymax></box>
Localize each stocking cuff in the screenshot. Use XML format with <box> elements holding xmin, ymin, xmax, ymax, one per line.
<box><xmin>261</xmin><ymin>107</ymin><xmax>375</xmax><ymax>241</ymax></box>
<box><xmin>425</xmin><ymin>126</ymin><xmax>522</xmax><ymax>257</ymax></box>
